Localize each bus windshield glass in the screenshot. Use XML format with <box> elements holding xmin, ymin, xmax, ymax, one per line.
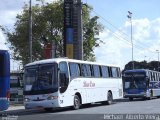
<box><xmin>124</xmin><ymin>72</ymin><xmax>146</xmax><ymax>89</ymax></box>
<box><xmin>24</xmin><ymin>64</ymin><xmax>57</xmax><ymax>93</ymax></box>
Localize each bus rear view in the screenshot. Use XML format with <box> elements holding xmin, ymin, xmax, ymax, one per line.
<box><xmin>123</xmin><ymin>69</ymin><xmax>148</xmax><ymax>101</ymax></box>
<box><xmin>0</xmin><ymin>50</ymin><xmax>10</xmax><ymax>111</ymax></box>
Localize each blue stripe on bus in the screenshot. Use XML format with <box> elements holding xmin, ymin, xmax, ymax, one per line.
<box><xmin>126</xmin><ymin>89</ymin><xmax>145</xmax><ymax>94</ymax></box>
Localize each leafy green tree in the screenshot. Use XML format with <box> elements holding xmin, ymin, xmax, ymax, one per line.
<box><xmin>3</xmin><ymin>0</ymin><xmax>104</xmax><ymax>65</ymax></box>
<box><xmin>124</xmin><ymin>60</ymin><xmax>160</xmax><ymax>71</ymax></box>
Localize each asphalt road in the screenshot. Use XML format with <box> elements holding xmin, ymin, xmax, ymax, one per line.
<box><xmin>1</xmin><ymin>98</ymin><xmax>160</xmax><ymax>120</ymax></box>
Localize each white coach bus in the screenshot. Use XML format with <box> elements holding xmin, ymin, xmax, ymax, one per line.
<box><xmin>24</xmin><ymin>58</ymin><xmax>123</xmax><ymax>111</ymax></box>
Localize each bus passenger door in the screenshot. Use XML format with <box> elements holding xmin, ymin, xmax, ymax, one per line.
<box><xmin>59</xmin><ymin>72</ymin><xmax>69</xmax><ymax>93</ymax></box>
<box><xmin>59</xmin><ymin>62</ymin><xmax>71</xmax><ymax>106</ymax></box>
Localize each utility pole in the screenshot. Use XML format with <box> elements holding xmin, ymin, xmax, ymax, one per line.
<box><xmin>29</xmin><ymin>0</ymin><xmax>32</xmax><ymax>63</ymax></box>
<box><xmin>73</xmin><ymin>0</ymin><xmax>83</xmax><ymax>60</ymax></box>
<box><xmin>156</xmin><ymin>50</ymin><xmax>159</xmax><ymax>71</ymax></box>
<box><xmin>127</xmin><ymin>11</ymin><xmax>134</xmax><ymax>69</ymax></box>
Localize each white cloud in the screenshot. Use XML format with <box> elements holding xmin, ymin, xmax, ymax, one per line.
<box><xmin>95</xmin><ymin>17</ymin><xmax>160</xmax><ymax>69</ymax></box>
<box><xmin>1</xmin><ymin>0</ymin><xmax>160</xmax><ymax>71</ymax></box>
<box><xmin>0</xmin><ymin>30</ymin><xmax>8</xmax><ymax>50</ymax></box>
<box><xmin>0</xmin><ymin>0</ymin><xmax>55</xmax><ymax>71</ymax></box>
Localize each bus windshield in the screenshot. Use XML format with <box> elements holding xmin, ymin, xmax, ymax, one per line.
<box><xmin>124</xmin><ymin>73</ymin><xmax>146</xmax><ymax>89</ymax></box>
<box><xmin>24</xmin><ymin>64</ymin><xmax>58</xmax><ymax>94</ymax></box>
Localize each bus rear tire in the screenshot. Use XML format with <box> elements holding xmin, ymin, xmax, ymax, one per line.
<box><xmin>73</xmin><ymin>95</ymin><xmax>81</xmax><ymax>110</ymax></box>
<box><xmin>129</xmin><ymin>97</ymin><xmax>133</xmax><ymax>101</ymax></box>
<box><xmin>106</xmin><ymin>91</ymin><xmax>113</xmax><ymax>105</ymax></box>
<box><xmin>142</xmin><ymin>97</ymin><xmax>147</xmax><ymax>100</ymax></box>
<box><xmin>44</xmin><ymin>108</ymin><xmax>53</xmax><ymax>112</ymax></box>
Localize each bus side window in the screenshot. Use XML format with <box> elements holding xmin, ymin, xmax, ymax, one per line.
<box><xmin>111</xmin><ymin>67</ymin><xmax>119</xmax><ymax>78</ymax></box>
<box><xmin>101</xmin><ymin>66</ymin><xmax>109</xmax><ymax>78</ymax></box>
<box><xmin>81</xmin><ymin>64</ymin><xmax>91</xmax><ymax>77</ymax></box>
<box><xmin>81</xmin><ymin>64</ymin><xmax>85</xmax><ymax>77</ymax></box>
<box><xmin>118</xmin><ymin>68</ymin><xmax>121</xmax><ymax>78</ymax></box>
<box><xmin>69</xmin><ymin>62</ymin><xmax>80</xmax><ymax>78</ymax></box>
<box><xmin>108</xmin><ymin>67</ymin><xmax>112</xmax><ymax>77</ymax></box>
<box><xmin>87</xmin><ymin>64</ymin><xmax>92</xmax><ymax>77</ymax></box>
<box><xmin>59</xmin><ymin>62</ymin><xmax>69</xmax><ymax>88</ymax></box>
<box><xmin>92</xmin><ymin>65</ymin><xmax>100</xmax><ymax>77</ymax></box>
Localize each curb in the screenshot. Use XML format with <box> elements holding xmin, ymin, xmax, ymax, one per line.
<box><xmin>0</xmin><ymin>106</ymin><xmax>25</xmax><ymax>115</ymax></box>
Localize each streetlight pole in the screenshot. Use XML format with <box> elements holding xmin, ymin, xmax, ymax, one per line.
<box><xmin>29</xmin><ymin>0</ymin><xmax>32</xmax><ymax>63</ymax></box>
<box><xmin>127</xmin><ymin>11</ymin><xmax>134</xmax><ymax>69</ymax></box>
<box><xmin>156</xmin><ymin>50</ymin><xmax>159</xmax><ymax>71</ymax></box>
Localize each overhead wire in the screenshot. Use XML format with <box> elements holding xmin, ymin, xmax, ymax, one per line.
<box><xmin>91</xmin><ymin>9</ymin><xmax>157</xmax><ymax>54</ymax></box>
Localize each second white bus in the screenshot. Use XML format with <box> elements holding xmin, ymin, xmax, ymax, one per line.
<box><xmin>23</xmin><ymin>58</ymin><xmax>123</xmax><ymax>111</ymax></box>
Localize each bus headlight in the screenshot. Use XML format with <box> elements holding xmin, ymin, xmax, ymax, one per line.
<box><xmin>47</xmin><ymin>96</ymin><xmax>58</xmax><ymax>100</ymax></box>
<box><xmin>25</xmin><ymin>98</ymin><xmax>30</xmax><ymax>102</ymax></box>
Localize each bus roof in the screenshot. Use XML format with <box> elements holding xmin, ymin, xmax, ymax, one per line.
<box><xmin>124</xmin><ymin>69</ymin><xmax>160</xmax><ymax>73</ymax></box>
<box><xmin>25</xmin><ymin>58</ymin><xmax>120</xmax><ymax>68</ymax></box>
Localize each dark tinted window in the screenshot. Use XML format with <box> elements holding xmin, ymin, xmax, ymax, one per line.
<box><xmin>118</xmin><ymin>68</ymin><xmax>121</xmax><ymax>77</ymax></box>
<box><xmin>111</xmin><ymin>67</ymin><xmax>118</xmax><ymax>78</ymax></box>
<box><xmin>101</xmin><ymin>66</ymin><xmax>109</xmax><ymax>78</ymax></box>
<box><xmin>59</xmin><ymin>62</ymin><xmax>69</xmax><ymax>79</ymax></box>
<box><xmin>24</xmin><ymin>64</ymin><xmax>56</xmax><ymax>91</ymax></box>
<box><xmin>93</xmin><ymin>65</ymin><xmax>100</xmax><ymax>77</ymax></box>
<box><xmin>37</xmin><ymin>65</ymin><xmax>55</xmax><ymax>89</ymax></box>
<box><xmin>81</xmin><ymin>64</ymin><xmax>91</xmax><ymax>77</ymax></box>
<box><xmin>59</xmin><ymin>62</ymin><xmax>69</xmax><ymax>92</ymax></box>
<box><xmin>69</xmin><ymin>63</ymin><xmax>80</xmax><ymax>78</ymax></box>
<box><xmin>24</xmin><ymin>67</ymin><xmax>37</xmax><ymax>91</ymax></box>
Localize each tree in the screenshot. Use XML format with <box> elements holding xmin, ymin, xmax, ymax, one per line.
<box><xmin>3</xmin><ymin>0</ymin><xmax>104</xmax><ymax>65</ymax></box>
<box><xmin>124</xmin><ymin>60</ymin><xmax>160</xmax><ymax>71</ymax></box>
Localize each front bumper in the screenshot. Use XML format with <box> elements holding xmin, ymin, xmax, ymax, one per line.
<box><xmin>124</xmin><ymin>93</ymin><xmax>146</xmax><ymax>98</ymax></box>
<box><xmin>24</xmin><ymin>100</ymin><xmax>59</xmax><ymax>109</ymax></box>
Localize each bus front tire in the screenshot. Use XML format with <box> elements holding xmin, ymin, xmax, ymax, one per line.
<box><xmin>73</xmin><ymin>95</ymin><xmax>81</xmax><ymax>110</ymax></box>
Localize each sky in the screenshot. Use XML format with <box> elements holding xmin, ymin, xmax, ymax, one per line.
<box><xmin>0</xmin><ymin>0</ymin><xmax>160</xmax><ymax>70</ymax></box>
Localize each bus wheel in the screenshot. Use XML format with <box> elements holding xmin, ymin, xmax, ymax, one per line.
<box><xmin>44</xmin><ymin>108</ymin><xmax>53</xmax><ymax>112</ymax></box>
<box><xmin>142</xmin><ymin>97</ymin><xmax>147</xmax><ymax>100</ymax></box>
<box><xmin>106</xmin><ymin>92</ymin><xmax>113</xmax><ymax>105</ymax></box>
<box><xmin>129</xmin><ymin>97</ymin><xmax>133</xmax><ymax>101</ymax></box>
<box><xmin>73</xmin><ymin>95</ymin><xmax>81</xmax><ymax>110</ymax></box>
